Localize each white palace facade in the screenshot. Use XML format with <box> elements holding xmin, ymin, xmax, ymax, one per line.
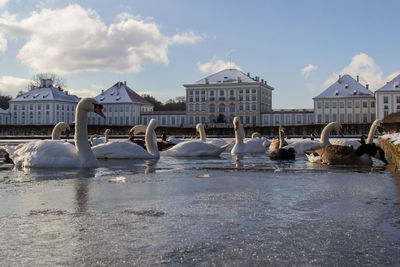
<box><xmin>9</xmin><ymin>79</ymin><xmax>80</xmax><ymax>125</ymax></box>
<box><xmin>4</xmin><ymin>69</ymin><xmax>399</xmax><ymax>128</ymax></box>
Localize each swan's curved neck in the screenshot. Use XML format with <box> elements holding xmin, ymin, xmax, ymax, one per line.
<box><xmin>366</xmin><ymin>120</ymin><xmax>379</xmax><ymax>144</ymax></box>
<box><xmin>52</xmin><ymin>125</ymin><xmax>62</xmax><ymax>140</ymax></box>
<box><xmin>279</xmin><ymin>130</ymin><xmax>283</xmax><ymax>149</ymax></box>
<box><xmin>320</xmin><ymin>123</ymin><xmax>335</xmax><ymax>145</ymax></box>
<box><xmin>145</xmin><ymin>121</ymin><xmax>159</xmax><ymax>158</ymax></box>
<box><xmin>104</xmin><ymin>130</ymin><xmax>109</xmax><ymax>143</ymax></box>
<box><xmin>235</xmin><ymin>122</ymin><xmax>245</xmax><ymax>144</ymax></box>
<box><xmin>75</xmin><ymin>107</ymin><xmax>97</xmax><ymax>165</ymax></box>
<box><xmin>198</xmin><ymin>125</ymin><xmax>206</xmax><ymax>142</ymax></box>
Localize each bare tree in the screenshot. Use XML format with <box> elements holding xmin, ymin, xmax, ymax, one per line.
<box><xmin>26</xmin><ymin>72</ymin><xmax>67</xmax><ymax>92</ymax></box>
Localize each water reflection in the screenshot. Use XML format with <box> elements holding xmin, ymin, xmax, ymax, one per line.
<box><xmin>74</xmin><ymin>178</ymin><xmax>89</xmax><ymax>214</ymax></box>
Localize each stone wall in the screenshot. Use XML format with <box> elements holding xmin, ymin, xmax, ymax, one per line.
<box><xmin>379</xmin><ymin>137</ymin><xmax>400</xmax><ymax>171</ymax></box>
<box><xmin>0</xmin><ymin>123</ymin><xmax>380</xmax><ymax>138</ymax></box>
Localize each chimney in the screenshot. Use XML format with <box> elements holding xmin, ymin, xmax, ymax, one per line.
<box><xmin>356</xmin><ymin>75</ymin><xmax>359</xmax><ymax>82</ymax></box>
<box><xmin>255</xmin><ymin>76</ymin><xmax>259</xmax><ymax>82</ymax></box>
<box><xmin>237</xmin><ymin>77</ymin><xmax>241</xmax><ymax>83</ymax></box>
<box><xmin>124</xmin><ymin>81</ymin><xmax>127</xmax><ymax>86</ymax></box>
<box><xmin>247</xmin><ymin>72</ymin><xmax>250</xmax><ymax>77</ymax></box>
<box><xmin>366</xmin><ymin>84</ymin><xmax>369</xmax><ymax>89</ymax></box>
<box><xmin>40</xmin><ymin>79</ymin><xmax>45</xmax><ymax>87</ymax></box>
<box><xmin>101</xmin><ymin>90</ymin><xmax>104</xmax><ymax>95</ymax></box>
<box><xmin>261</xmin><ymin>79</ymin><xmax>264</xmax><ymax>83</ymax></box>
<box><xmin>205</xmin><ymin>78</ymin><xmax>209</xmax><ymax>84</ymax></box>
<box><xmin>338</xmin><ymin>75</ymin><xmax>342</xmax><ymax>84</ymax></box>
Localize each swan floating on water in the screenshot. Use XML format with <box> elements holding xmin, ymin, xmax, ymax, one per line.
<box><xmin>196</xmin><ymin>123</ymin><xmax>229</xmax><ymax>148</ymax></box>
<box><xmin>269</xmin><ymin>126</ymin><xmax>295</xmax><ymax>160</ymax></box>
<box><xmin>90</xmin><ymin>129</ymin><xmax>110</xmax><ymax>146</ymax></box>
<box><xmin>161</xmin><ymin>123</ymin><xmax>228</xmax><ymax>157</ymax></box>
<box><xmin>231</xmin><ymin>116</ymin><xmax>267</xmax><ymax>155</ymax></box>
<box><xmin>5</xmin><ymin>98</ymin><xmax>105</xmax><ymax>168</ymax></box>
<box><xmin>92</xmin><ymin>119</ymin><xmax>159</xmax><ymax>159</ymax></box>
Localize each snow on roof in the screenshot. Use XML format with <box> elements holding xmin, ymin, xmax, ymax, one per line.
<box><xmin>0</xmin><ymin>107</ymin><xmax>9</xmax><ymax>114</ymax></box>
<box><xmin>193</xmin><ymin>69</ymin><xmax>262</xmax><ymax>85</ymax></box>
<box><xmin>314</xmin><ymin>74</ymin><xmax>374</xmax><ymax>99</ymax></box>
<box><xmin>375</xmin><ymin>74</ymin><xmax>400</xmax><ymax>92</ymax></box>
<box><xmin>11</xmin><ymin>86</ymin><xmax>80</xmax><ymax>103</ymax></box>
<box><xmin>94</xmin><ymin>81</ymin><xmax>152</xmax><ymax>106</ymax></box>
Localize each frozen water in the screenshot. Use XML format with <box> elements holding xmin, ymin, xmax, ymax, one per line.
<box><xmin>0</xmin><ymin>139</ymin><xmax>399</xmax><ymax>266</ymax></box>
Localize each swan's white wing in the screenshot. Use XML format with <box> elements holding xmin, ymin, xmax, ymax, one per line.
<box><xmin>11</xmin><ymin>140</ymin><xmax>80</xmax><ymax>168</ymax></box>
<box><xmin>91</xmin><ymin>137</ymin><xmax>105</xmax><ymax>146</ymax></box>
<box><xmin>206</xmin><ymin>139</ymin><xmax>229</xmax><ymax>148</ymax></box>
<box><xmin>161</xmin><ymin>140</ymin><xmax>225</xmax><ymax>157</ymax></box>
<box><xmin>286</xmin><ymin>140</ymin><xmax>321</xmax><ymax>154</ymax></box>
<box><xmin>92</xmin><ymin>141</ymin><xmax>154</xmax><ymax>159</ymax></box>
<box><xmin>331</xmin><ymin>139</ymin><xmax>361</xmax><ymax>149</ymax></box>
<box><xmin>243</xmin><ymin>139</ymin><xmax>268</xmax><ymax>153</ymax></box>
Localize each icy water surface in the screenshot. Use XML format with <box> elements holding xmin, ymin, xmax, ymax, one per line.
<box><xmin>0</xmin><ymin>139</ymin><xmax>400</xmax><ymax>266</ymax></box>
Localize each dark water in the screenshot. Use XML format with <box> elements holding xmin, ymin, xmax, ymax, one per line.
<box><xmin>0</xmin><ymin>143</ymin><xmax>400</xmax><ymax>266</ymax></box>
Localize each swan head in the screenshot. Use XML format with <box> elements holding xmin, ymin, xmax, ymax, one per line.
<box><xmin>78</xmin><ymin>98</ymin><xmax>105</xmax><ymax>118</ymax></box>
<box><xmin>195</xmin><ymin>123</ymin><xmax>202</xmax><ymax>133</ymax></box>
<box><xmin>57</xmin><ymin>122</ymin><xmax>71</xmax><ymax>138</ymax></box>
<box><xmin>105</xmin><ymin>129</ymin><xmax>111</xmax><ymax>134</ymax></box>
<box><xmin>330</xmin><ymin>122</ymin><xmax>344</xmax><ymax>136</ymax></box>
<box><xmin>233</xmin><ymin>117</ymin><xmax>241</xmax><ymax>131</ymax></box>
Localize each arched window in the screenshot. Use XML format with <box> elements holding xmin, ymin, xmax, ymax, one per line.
<box><xmin>209</xmin><ymin>114</ymin><xmax>216</xmax><ymax>123</ymax></box>
<box><xmin>209</xmin><ymin>104</ymin><xmax>215</xmax><ymax>112</ymax></box>
<box><xmin>219</xmin><ymin>103</ymin><xmax>225</xmax><ymax>112</ymax></box>
<box><xmin>229</xmin><ymin>103</ymin><xmax>235</xmax><ymax>112</ymax></box>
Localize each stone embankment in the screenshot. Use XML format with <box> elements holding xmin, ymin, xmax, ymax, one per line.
<box><xmin>379</xmin><ymin>134</ymin><xmax>400</xmax><ymax>171</ymax></box>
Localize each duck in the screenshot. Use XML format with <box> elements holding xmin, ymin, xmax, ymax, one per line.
<box><xmin>161</xmin><ymin>124</ymin><xmax>228</xmax><ymax>157</ymax></box>
<box><xmin>128</xmin><ymin>124</ymin><xmax>175</xmax><ymax>151</ymax></box>
<box><xmin>5</xmin><ymin>98</ymin><xmax>105</xmax><ymax>168</ymax></box>
<box><xmin>231</xmin><ymin>117</ymin><xmax>268</xmax><ymax>155</ymax></box>
<box><xmin>92</xmin><ymin>119</ymin><xmax>159</xmax><ymax>159</ymax></box>
<box><xmin>289</xmin><ymin>122</ymin><xmax>343</xmax><ymax>154</ymax></box>
<box><xmin>90</xmin><ymin>129</ymin><xmax>110</xmax><ymax>146</ymax></box>
<box><xmin>269</xmin><ymin>126</ymin><xmax>295</xmax><ymax>160</ymax></box>
<box><xmin>308</xmin><ymin>135</ymin><xmax>387</xmax><ymax>165</ymax></box>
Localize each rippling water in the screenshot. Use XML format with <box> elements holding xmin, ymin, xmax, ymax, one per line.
<box><xmin>0</xmin><ymin>139</ymin><xmax>400</xmax><ymax>266</ymax></box>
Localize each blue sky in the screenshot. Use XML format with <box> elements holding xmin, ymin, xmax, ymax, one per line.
<box><xmin>0</xmin><ymin>0</ymin><xmax>399</xmax><ymax>109</ymax></box>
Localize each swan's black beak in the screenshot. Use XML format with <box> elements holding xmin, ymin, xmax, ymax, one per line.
<box><xmin>93</xmin><ymin>103</ymin><xmax>105</xmax><ymax>118</ymax></box>
<box><xmin>128</xmin><ymin>132</ymin><xmax>134</xmax><ymax>141</ymax></box>
<box><xmin>65</xmin><ymin>129</ymin><xmax>71</xmax><ymax>139</ymax></box>
<box><xmin>234</xmin><ymin>122</ymin><xmax>239</xmax><ymax>131</ymax></box>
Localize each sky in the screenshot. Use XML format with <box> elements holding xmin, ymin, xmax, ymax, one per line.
<box><xmin>0</xmin><ymin>0</ymin><xmax>399</xmax><ymax>109</ymax></box>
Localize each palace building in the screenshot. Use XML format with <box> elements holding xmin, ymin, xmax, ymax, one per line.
<box><xmin>374</xmin><ymin>74</ymin><xmax>400</xmax><ymax>119</ymax></box>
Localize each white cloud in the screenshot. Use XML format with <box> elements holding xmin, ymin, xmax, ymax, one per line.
<box><xmin>323</xmin><ymin>53</ymin><xmax>399</xmax><ymax>91</ymax></box>
<box><xmin>0</xmin><ymin>0</ymin><xmax>8</xmax><ymax>8</ymax></box>
<box><xmin>0</xmin><ymin>4</ymin><xmax>202</xmax><ymax>74</ymax></box>
<box><xmin>0</xmin><ymin>75</ymin><xmax>30</xmax><ymax>97</ymax></box>
<box><xmin>197</xmin><ymin>57</ymin><xmax>241</xmax><ymax>74</ymax></box>
<box><xmin>66</xmin><ymin>87</ymin><xmax>97</xmax><ymax>98</ymax></box>
<box><xmin>301</xmin><ymin>64</ymin><xmax>318</xmax><ymax>78</ymax></box>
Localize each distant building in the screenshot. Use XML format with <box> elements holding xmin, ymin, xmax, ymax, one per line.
<box><xmin>183</xmin><ymin>69</ymin><xmax>274</xmax><ymax>126</ymax></box>
<box><xmin>374</xmin><ymin>74</ymin><xmax>400</xmax><ymax>119</ymax></box>
<box><xmin>313</xmin><ymin>75</ymin><xmax>375</xmax><ymax>124</ymax></box>
<box><xmin>262</xmin><ymin>109</ymin><xmax>314</xmax><ymax>126</ymax></box>
<box><xmin>9</xmin><ymin>79</ymin><xmax>80</xmax><ymax>125</ymax></box>
<box><xmin>0</xmin><ymin>107</ymin><xmax>10</xmax><ymax>124</ymax></box>
<box><xmin>140</xmin><ymin>110</ymin><xmax>187</xmax><ymax>127</ymax></box>
<box><xmin>90</xmin><ymin>81</ymin><xmax>153</xmax><ymax>126</ymax></box>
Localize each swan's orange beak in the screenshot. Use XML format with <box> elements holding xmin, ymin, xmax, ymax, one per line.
<box><xmin>65</xmin><ymin>129</ymin><xmax>70</xmax><ymax>139</ymax></box>
<box><xmin>94</xmin><ymin>103</ymin><xmax>105</xmax><ymax>118</ymax></box>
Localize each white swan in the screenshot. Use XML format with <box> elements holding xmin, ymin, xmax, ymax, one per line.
<box><xmin>7</xmin><ymin>98</ymin><xmax>105</xmax><ymax>168</ymax></box>
<box><xmin>161</xmin><ymin>124</ymin><xmax>228</xmax><ymax>157</ymax></box>
<box><xmin>90</xmin><ymin>129</ymin><xmax>110</xmax><ymax>146</ymax></box>
<box><xmin>288</xmin><ymin>122</ymin><xmax>342</xmax><ymax>154</ymax></box>
<box><xmin>231</xmin><ymin>116</ymin><xmax>267</xmax><ymax>155</ymax></box>
<box><xmin>92</xmin><ymin>119</ymin><xmax>159</xmax><ymax>159</ymax></box>
<box><xmin>51</xmin><ymin>122</ymin><xmax>71</xmax><ymax>140</ymax></box>
<box><xmin>196</xmin><ymin>123</ymin><xmax>229</xmax><ymax>148</ymax></box>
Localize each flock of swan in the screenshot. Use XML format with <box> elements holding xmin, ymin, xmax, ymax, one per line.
<box><xmin>0</xmin><ymin>97</ymin><xmax>389</xmax><ymax>169</ymax></box>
